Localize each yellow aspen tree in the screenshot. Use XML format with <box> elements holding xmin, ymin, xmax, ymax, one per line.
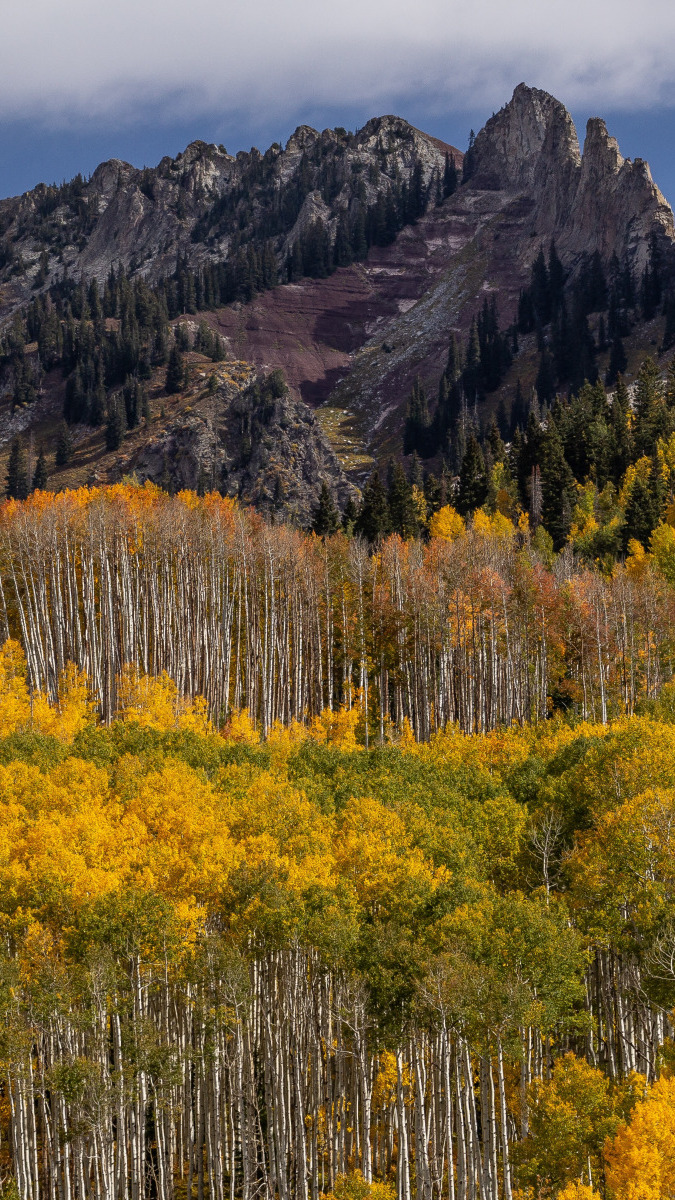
<box><xmin>604</xmin><ymin>1076</ymin><xmax>675</xmax><ymax>1200</ymax></box>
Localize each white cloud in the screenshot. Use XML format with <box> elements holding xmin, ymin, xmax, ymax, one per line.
<box><xmin>3</xmin><ymin>0</ymin><xmax>675</xmax><ymax>125</ymax></box>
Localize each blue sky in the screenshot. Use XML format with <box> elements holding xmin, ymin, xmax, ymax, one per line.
<box><xmin>2</xmin><ymin>1</ymin><xmax>675</xmax><ymax>206</ymax></box>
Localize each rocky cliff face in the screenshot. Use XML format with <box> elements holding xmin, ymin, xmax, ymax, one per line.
<box><xmin>470</xmin><ymin>83</ymin><xmax>674</xmax><ymax>274</ymax></box>
<box><xmin>127</xmin><ymin>372</ymin><xmax>357</xmax><ymax>524</ymax></box>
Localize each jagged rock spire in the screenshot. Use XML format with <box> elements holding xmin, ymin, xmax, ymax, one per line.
<box><xmin>468</xmin><ymin>82</ymin><xmax>673</xmax><ymax>272</ymax></box>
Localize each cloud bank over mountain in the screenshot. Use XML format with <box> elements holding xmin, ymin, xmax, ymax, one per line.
<box><xmin>3</xmin><ymin>0</ymin><xmax>675</xmax><ymax>126</ymax></box>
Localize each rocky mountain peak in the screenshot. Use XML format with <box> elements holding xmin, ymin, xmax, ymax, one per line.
<box><xmin>285</xmin><ymin>125</ymin><xmax>321</xmax><ymax>155</ymax></box>
<box><xmin>465</xmin><ymin>84</ymin><xmax>674</xmax><ymax>275</ymax></box>
<box><xmin>581</xmin><ymin>118</ymin><xmax>623</xmax><ymax>178</ymax></box>
<box><xmin>471</xmin><ymin>83</ymin><xmax>580</xmax><ymax>193</ymax></box>
<box><xmin>90</xmin><ymin>159</ymin><xmax>134</xmax><ymax>194</ymax></box>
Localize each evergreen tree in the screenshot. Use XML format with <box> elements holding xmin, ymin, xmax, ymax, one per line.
<box><xmin>535</xmin><ymin>349</ymin><xmax>556</xmax><ymax>406</ymax></box>
<box><xmin>597</xmin><ymin>315</ymin><xmax>607</xmax><ymax>353</ymax></box>
<box><xmin>443</xmin><ymin>153</ymin><xmax>459</xmax><ymax>199</ymax></box>
<box><xmin>301</xmin><ymin>219</ymin><xmax>331</xmax><ymax>278</ymax></box>
<box><xmin>403</xmin><ymin>378</ymin><xmax>431</xmax><ymax>456</ymax></box>
<box><xmin>433</xmin><ymin>169</ymin><xmax>443</xmax><ymax>207</ymax></box>
<box><xmin>210</xmin><ymin>333</ymin><xmax>225</xmax><ymax>363</ymax></box>
<box><xmin>165</xmin><ymin>342</ymin><xmax>184</xmax><ymax>394</ymax></box>
<box><xmin>105</xmin><ymin>398</ymin><xmax>127</xmax><ymax>452</ymax></box>
<box><xmin>548</xmin><ymin>241</ymin><xmax>566</xmax><ymax>315</ymax></box>
<box><xmin>288</xmin><ymin>239</ymin><xmax>304</xmax><ymax>281</ymax></box>
<box><xmin>32</xmin><ymin>447</ymin><xmax>48</xmax><ymax>492</ymax></box>
<box><xmin>517</xmin><ymin>288</ymin><xmax>536</xmax><ymax>334</ymax></box>
<box><xmin>531</xmin><ymin>248</ymin><xmax>551</xmax><ymax>326</ymax></box>
<box><xmin>446</xmin><ymin>333</ymin><xmax>462</xmax><ymax>382</ymax></box>
<box><xmin>63</xmin><ymin>365</ymin><xmax>89</xmax><ymax>424</ymax></box>
<box><xmin>623</xmin><ymin>457</ymin><xmax>663</xmax><ymax>550</ymax></box>
<box><xmin>350</xmin><ymin>208</ymin><xmax>368</xmax><ymax>261</ymax></box>
<box><xmin>567</xmin><ymin>301</ymin><xmax>599</xmax><ymax>392</ymax></box>
<box><xmin>55</xmin><ymin>422</ymin><xmax>73</xmax><ymax>467</ymax></box>
<box><xmin>341</xmin><ymin>496</ymin><xmax>358</xmax><ymax>536</ymax></box>
<box><xmin>159</xmin><ymin>455</ymin><xmax>173</xmax><ymax>495</ymax></box>
<box><xmin>6</xmin><ymin>439</ymin><xmax>29</xmax><ymax>500</ymax></box>
<box><xmin>89</xmin><ymin>381</ymin><xmax>106</xmax><ymax>427</ymax></box>
<box><xmin>387</xmin><ymin>460</ymin><xmax>418</xmax><ymax>538</ymax></box>
<box><xmin>123</xmin><ymin>378</ymin><xmax>143</xmax><ymax>429</ymax></box>
<box><xmin>513</xmin><ymin>411</ymin><xmax>543</xmax><ymax>513</ymax></box>
<box><xmin>475</xmin><ymin>295</ymin><xmax>511</xmax><ymax>392</ymax></box>
<box><xmin>261</xmin><ymin>369</ymin><xmax>283</xmax><ymax>400</ymax></box>
<box><xmin>355</xmin><ymin>471</ymin><xmax>390</xmax><ymax>542</ymax></box>
<box><xmin>510</xmin><ymin>378</ymin><xmax>529</xmax><ymax>435</ymax></box>
<box><xmin>633</xmin><ymin>356</ymin><xmax>666</xmax><ymax>458</ymax></box>
<box><xmin>423</xmin><ymin>472</ymin><xmax>442</xmax><ymax>515</ymax></box>
<box><xmin>551</xmin><ymin>299</ymin><xmax>574</xmax><ymax>383</ymax></box>
<box><xmin>462</xmin><ymin>130</ymin><xmax>476</xmax><ymax>183</ymax></box>
<box><xmin>496</xmin><ymin>398</ymin><xmax>510</xmax><ymax>442</ymax></box>
<box><xmin>410</xmin><ymin>451</ymin><xmax>424</xmax><ymax>489</ymax></box>
<box><xmin>486</xmin><ymin>416</ymin><xmax>505</xmax><ymax>463</ymax></box>
<box><xmin>312</xmin><ymin>483</ymin><xmax>341</xmax><ymax>537</ymax></box>
<box><xmin>662</xmin><ymin>295</ymin><xmax>675</xmax><ymax>352</ymax></box>
<box><xmin>582</xmin><ymin>251</ymin><xmax>608</xmax><ymax>314</ymax></box>
<box><xmin>456</xmin><ymin>434</ymin><xmax>488</xmax><ymax>515</ymax></box>
<box><xmin>641</xmin><ymin>231</ymin><xmax>663</xmax><ymax>320</ymax></box>
<box><xmin>462</xmin><ymin>319</ymin><xmax>482</xmax><ymax>404</ymax></box>
<box><xmin>333</xmin><ymin>213</ymin><xmax>353</xmax><ymax>268</ymax></box>
<box><xmin>539</xmin><ymin>425</ymin><xmax>576</xmax><ymax>550</ymax></box>
<box><xmin>665</xmin><ymin>356</ymin><xmax>675</xmax><ymax>412</ymax></box>
<box><xmin>406</xmin><ymin>160</ymin><xmax>426</xmax><ymax>222</ymax></box>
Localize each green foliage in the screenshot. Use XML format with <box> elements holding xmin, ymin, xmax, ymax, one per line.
<box><xmin>0</xmin><ymin>731</ymin><xmax>67</xmax><ymax>771</ymax></box>
<box><xmin>515</xmin><ymin>1054</ymin><xmax>625</xmax><ymax>1194</ymax></box>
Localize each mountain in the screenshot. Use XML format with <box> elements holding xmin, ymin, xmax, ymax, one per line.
<box><xmin>1</xmin><ymin>84</ymin><xmax>674</xmax><ymax>519</ymax></box>
<box><xmin>0</xmin><ymin>116</ymin><xmax>456</xmax><ymax>313</ymax></box>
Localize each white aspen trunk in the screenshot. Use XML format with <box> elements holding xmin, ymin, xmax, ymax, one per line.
<box><xmin>396</xmin><ymin>1049</ymin><xmax>411</xmax><ymax>1200</ymax></box>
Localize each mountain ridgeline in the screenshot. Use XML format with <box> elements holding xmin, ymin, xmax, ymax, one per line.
<box><xmin>1</xmin><ymin>84</ymin><xmax>675</xmax><ymax>534</ymax></box>
<box><xmin>0</xmin><ymin>116</ymin><xmax>456</xmax><ymax>309</ymax></box>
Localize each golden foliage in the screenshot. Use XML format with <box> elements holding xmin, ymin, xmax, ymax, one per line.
<box><xmin>322</xmin><ymin>1173</ymin><xmax>395</xmax><ymax>1200</ymax></box>
<box><xmin>117</xmin><ymin>665</ymin><xmax>211</xmax><ymax>732</ymax></box>
<box><xmin>604</xmin><ymin>1075</ymin><xmax>675</xmax><ymax>1200</ymax></box>
<box><xmin>428</xmin><ymin>504</ymin><xmax>465</xmax><ymax>542</ymax></box>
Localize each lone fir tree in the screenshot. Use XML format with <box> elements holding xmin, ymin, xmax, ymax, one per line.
<box><xmin>32</xmin><ymin>447</ymin><xmax>48</xmax><ymax>492</ymax></box>
<box><xmin>312</xmin><ymin>483</ymin><xmax>341</xmax><ymax>537</ymax></box>
<box><xmin>165</xmin><ymin>343</ymin><xmax>184</xmax><ymax>395</ymax></box>
<box><xmin>6</xmin><ymin>439</ymin><xmax>29</xmax><ymax>500</ymax></box>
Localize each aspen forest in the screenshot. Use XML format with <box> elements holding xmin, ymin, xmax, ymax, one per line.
<box><xmin>4</xmin><ymin>483</ymin><xmax>675</xmax><ymax>733</ymax></box>
<box><xmin>0</xmin><ymin>486</ymin><xmax>674</xmax><ymax>1200</ymax></box>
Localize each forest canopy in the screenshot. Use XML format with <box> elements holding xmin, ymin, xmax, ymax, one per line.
<box><xmin>1</xmin><ymin>486</ymin><xmax>675</xmax><ymax>1199</ymax></box>
<box><xmin>0</xmin><ymin>641</ymin><xmax>675</xmax><ymax>1199</ymax></box>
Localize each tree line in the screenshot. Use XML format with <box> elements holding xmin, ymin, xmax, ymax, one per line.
<box><xmin>404</xmin><ymin>233</ymin><xmax>674</xmax><ymax>480</ymax></box>
<box><xmin>393</xmin><ymin>351</ymin><xmax>675</xmax><ymax>560</ymax></box>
